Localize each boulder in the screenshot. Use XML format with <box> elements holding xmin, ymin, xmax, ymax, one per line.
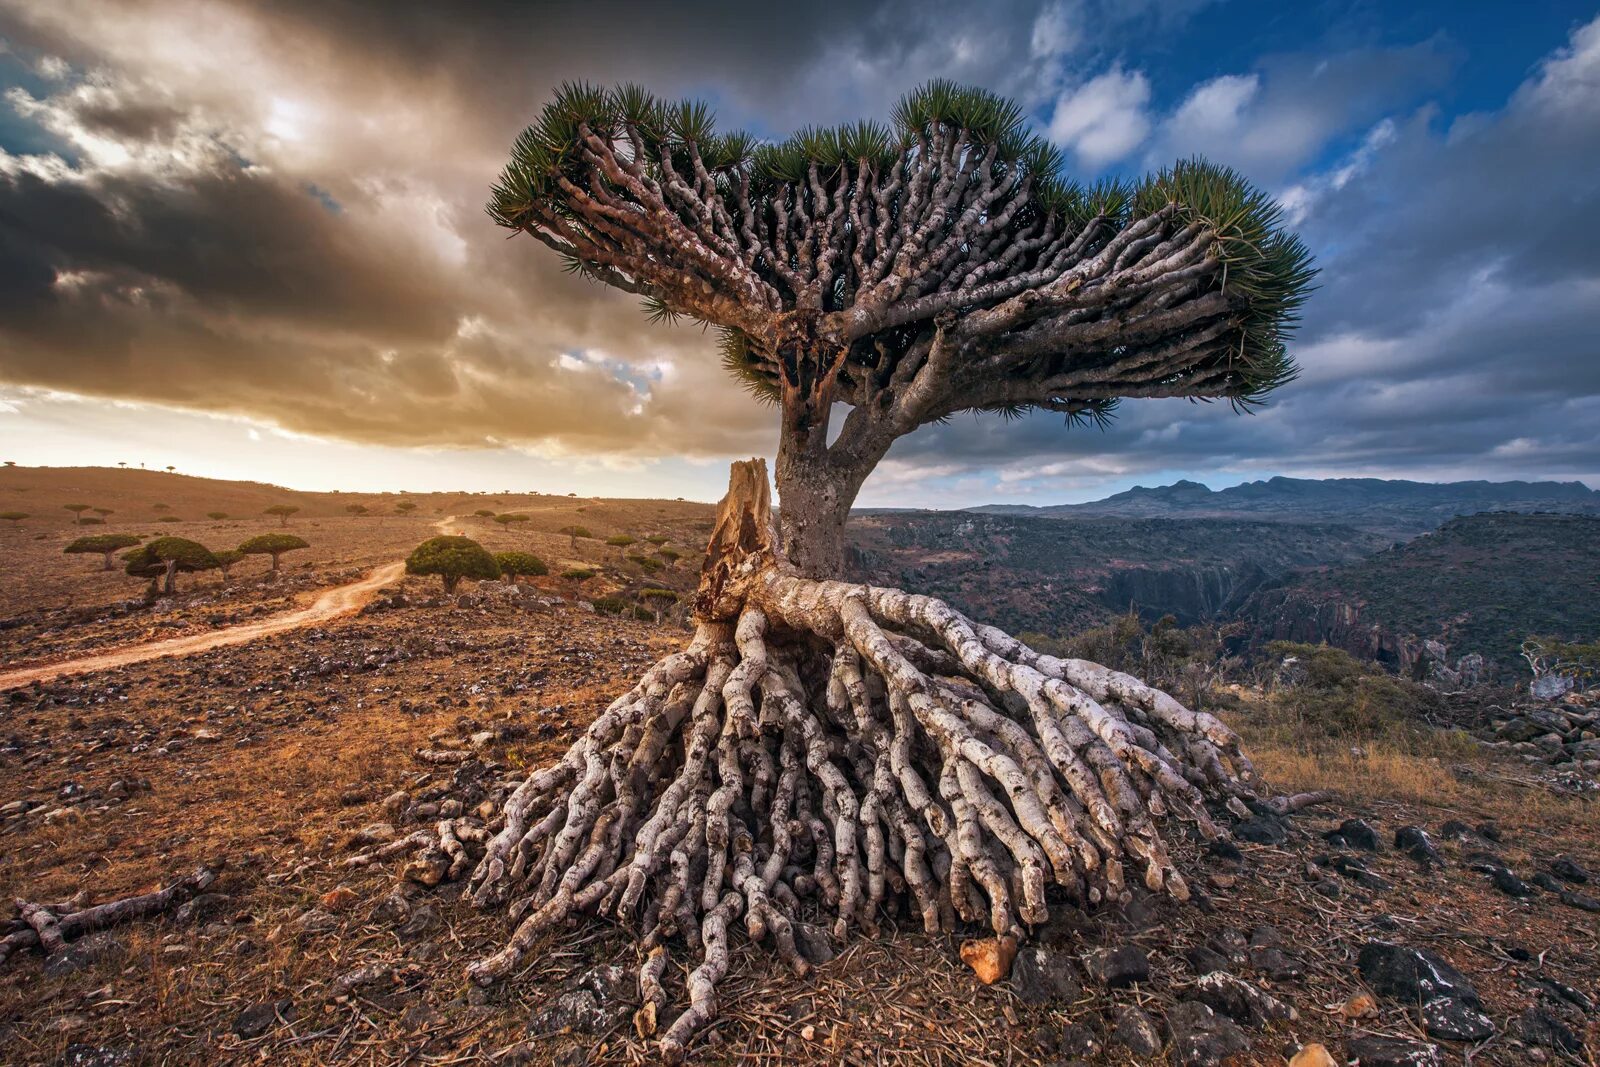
<box><xmin>1009</xmin><ymin>944</ymin><xmax>1082</xmax><ymax>1003</ymax></box>
<box><xmin>1357</xmin><ymin>942</ymin><xmax>1479</xmax><ymax>1006</ymax></box>
<box><xmin>1111</xmin><ymin>1005</ymin><xmax>1163</xmax><ymax>1058</ymax></box>
<box><xmin>1192</xmin><ymin>972</ymin><xmax>1298</xmax><ymax>1027</ymax></box>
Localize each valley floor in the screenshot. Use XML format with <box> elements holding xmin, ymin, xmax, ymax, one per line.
<box><xmin>1</xmin><ymin>583</ymin><xmax>1597</xmax><ymax>1065</ymax></box>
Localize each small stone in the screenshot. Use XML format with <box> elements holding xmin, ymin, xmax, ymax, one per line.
<box><xmin>1289</xmin><ymin>1043</ymin><xmax>1337</xmax><ymax>1067</ymax></box>
<box><xmin>1421</xmin><ymin>996</ymin><xmax>1495</xmax><ymax>1042</ymax></box>
<box><xmin>1330</xmin><ymin>818</ymin><xmax>1381</xmax><ymax>851</ymax></box>
<box><xmin>1558</xmin><ymin>887</ymin><xmax>1600</xmax><ymax>912</ymax></box>
<box><xmin>1344</xmin><ymin>1035</ymin><xmax>1441</xmax><ymax>1067</ymax></box>
<box><xmin>959</xmin><ymin>935</ymin><xmax>1017</xmax><ymax>985</ymax></box>
<box><xmin>58</xmin><ymin>1046</ymin><xmax>142</xmax><ymax>1067</ymax></box>
<box><xmin>396</xmin><ymin>904</ymin><xmax>439</xmax><ymax>940</ymax></box>
<box><xmin>1166</xmin><ymin>1000</ymin><xmax>1248</xmax><ymax>1067</ymax></box>
<box><xmin>1009</xmin><ymin>944</ymin><xmax>1082</xmax><ymax>1003</ymax></box>
<box><xmin>528</xmin><ymin>989</ymin><xmax>605</xmax><ymax>1034</ymax></box>
<box><xmin>320</xmin><ymin>886</ymin><xmax>360</xmax><ymax>912</ymax></box>
<box><xmin>1550</xmin><ymin>856</ymin><xmax>1590</xmax><ymax>883</ymax></box>
<box><xmin>1111</xmin><ymin>1005</ymin><xmax>1162</xmax><ymax>1058</ymax></box>
<box><xmin>43</xmin><ymin>933</ymin><xmax>125</xmax><ymax>978</ymax></box>
<box><xmin>1395</xmin><ymin>826</ymin><xmax>1441</xmax><ymax>866</ymax></box>
<box><xmin>1249</xmin><ymin>945</ymin><xmax>1303</xmax><ymax>979</ymax></box>
<box><xmin>1083</xmin><ymin>944</ymin><xmax>1149</xmax><ymax>989</ymax></box>
<box><xmin>1520</xmin><ymin>1005</ymin><xmax>1584</xmax><ymax>1054</ymax></box>
<box><xmin>1193</xmin><ymin>971</ymin><xmax>1298</xmax><ymax>1027</ymax></box>
<box><xmin>1234</xmin><ymin>816</ymin><xmax>1288</xmax><ymax>845</ymax></box>
<box><xmin>1184</xmin><ymin>945</ymin><xmax>1230</xmax><ymax>975</ymax></box>
<box><xmin>381</xmin><ymin>790</ymin><xmax>410</xmax><ymax>817</ymax></box>
<box><xmin>401</xmin><ymin>848</ymin><xmax>449</xmax><ymax>887</ymax></box>
<box><xmin>1342</xmin><ymin>992</ymin><xmax>1379</xmax><ymax>1019</ymax></box>
<box><xmin>233</xmin><ymin>1000</ymin><xmax>295</xmax><ymax>1039</ymax></box>
<box><xmin>293</xmin><ymin>908</ymin><xmax>339</xmax><ymax>936</ymax></box>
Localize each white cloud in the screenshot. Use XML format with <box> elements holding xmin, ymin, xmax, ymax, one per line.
<box><xmin>1168</xmin><ymin>73</ymin><xmax>1259</xmax><ymax>139</ymax></box>
<box><xmin>1029</xmin><ymin>2</ymin><xmax>1081</xmax><ymax>58</ymax></box>
<box><xmin>1046</xmin><ymin>66</ymin><xmax>1151</xmax><ymax>166</ymax></box>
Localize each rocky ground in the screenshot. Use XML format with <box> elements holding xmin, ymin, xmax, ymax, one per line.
<box><xmin>0</xmin><ymin>573</ymin><xmax>1597</xmax><ymax>1066</ymax></box>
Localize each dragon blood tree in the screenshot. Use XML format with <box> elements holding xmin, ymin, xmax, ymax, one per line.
<box><xmin>366</xmin><ymin>81</ymin><xmax>1315</xmax><ymax>1059</ymax></box>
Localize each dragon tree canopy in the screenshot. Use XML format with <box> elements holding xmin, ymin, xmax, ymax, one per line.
<box><xmin>488</xmin><ymin>79</ymin><xmax>1314</xmax><ymax>431</ymax></box>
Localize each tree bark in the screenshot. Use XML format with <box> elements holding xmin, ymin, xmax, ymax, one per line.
<box><xmin>162</xmin><ymin>559</ymin><xmax>177</xmax><ymax>595</ymax></box>
<box><xmin>101</xmin><ymin>552</ymin><xmax>115</xmax><ymax>571</ymax></box>
<box><xmin>771</xmin><ymin>371</ymin><xmax>896</xmax><ymax>580</ymax></box>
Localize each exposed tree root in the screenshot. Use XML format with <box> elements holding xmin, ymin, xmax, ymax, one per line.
<box><xmin>1</xmin><ymin>864</ymin><xmax>221</xmax><ymax>968</ymax></box>
<box><xmin>355</xmin><ymin>461</ymin><xmax>1271</xmax><ymax>1061</ymax></box>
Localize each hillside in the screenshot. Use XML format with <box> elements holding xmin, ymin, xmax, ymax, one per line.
<box><xmin>1239</xmin><ymin>512</ymin><xmax>1600</xmax><ymax>679</ymax></box>
<box><xmin>848</xmin><ymin>510</ymin><xmax>1384</xmax><ymax>635</ymax></box>
<box><xmin>970</xmin><ymin>476</ymin><xmax>1600</xmax><ymax>537</ymax></box>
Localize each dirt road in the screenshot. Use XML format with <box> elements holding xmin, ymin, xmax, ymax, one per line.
<box><xmin>0</xmin><ymin>560</ymin><xmax>409</xmax><ymax>690</ymax></box>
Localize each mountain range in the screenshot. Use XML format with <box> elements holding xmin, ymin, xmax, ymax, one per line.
<box><xmin>968</xmin><ymin>477</ymin><xmax>1600</xmax><ymax>536</ymax></box>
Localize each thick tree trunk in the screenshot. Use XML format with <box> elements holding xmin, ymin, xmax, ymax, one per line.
<box><xmin>101</xmin><ymin>552</ymin><xmax>115</xmax><ymax>571</ymax></box>
<box><xmin>368</xmin><ymin>458</ymin><xmax>1274</xmax><ymax>1063</ymax></box>
<box><xmin>162</xmin><ymin>560</ymin><xmax>177</xmax><ymax>596</ymax></box>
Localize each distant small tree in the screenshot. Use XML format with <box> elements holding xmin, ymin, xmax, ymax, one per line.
<box><xmin>64</xmin><ymin>503</ymin><xmax>92</xmax><ymax>525</ymax></box>
<box><xmin>152</xmin><ymin>503</ymin><xmax>171</xmax><ymax>512</ymax></box>
<box><xmin>123</xmin><ymin>536</ymin><xmax>218</xmax><ymax>595</ymax></box>
<box><xmin>158</xmin><ymin>515</ymin><xmax>182</xmax><ymax>523</ymax></box>
<box><xmin>405</xmin><ymin>535</ymin><xmax>499</xmax><ymax>594</ymax></box>
<box><xmin>165</xmin><ymin>465</ymin><xmax>175</xmax><ymax>473</ymax></box>
<box><xmin>213</xmin><ymin>548</ymin><xmax>245</xmax><ymax>582</ymax></box>
<box><xmin>0</xmin><ymin>512</ymin><xmax>27</xmax><ymax>525</ymax></box>
<box><xmin>239</xmin><ymin>532</ymin><xmax>310</xmax><ymax>572</ymax></box>
<box><xmin>3</xmin><ymin>461</ymin><xmax>14</xmax><ymax>467</ymax></box>
<box><xmin>605</xmin><ymin>534</ymin><xmax>637</xmax><ymax>548</ymax></box>
<box><xmin>561</xmin><ymin>567</ymin><xmax>595</xmax><ymax>588</ymax></box>
<box><xmin>65</xmin><ymin>532</ymin><xmax>141</xmax><ymax>570</ymax></box>
<box><xmin>345</xmin><ymin>504</ymin><xmax>370</xmax><ymax>517</ymax></box>
<box><xmin>559</xmin><ymin>525</ymin><xmax>593</xmax><ymax>550</ymax></box>
<box><xmin>494</xmin><ymin>512</ymin><xmax>530</xmax><ymax>528</ymax></box>
<box><xmin>207</xmin><ymin>511</ymin><xmax>228</xmax><ymax>520</ymax></box>
<box><xmin>396</xmin><ymin>501</ymin><xmax>418</xmax><ymax>516</ymax></box>
<box><xmin>93</xmin><ymin>507</ymin><xmax>113</xmax><ymax>520</ymax></box>
<box><xmin>656</xmin><ymin>547</ymin><xmax>682</xmax><ymax>569</ymax></box>
<box><xmin>627</xmin><ymin>553</ymin><xmax>665</xmax><ymax>572</ymax></box>
<box><xmin>264</xmin><ymin>504</ymin><xmax>300</xmax><ymax>526</ymax></box>
<box><xmin>474</xmin><ymin>509</ymin><xmax>496</xmax><ymax>518</ymax></box>
<box><xmin>644</xmin><ymin>535</ymin><xmax>670</xmax><ymax>546</ymax></box>
<box><xmin>639</xmin><ymin>587</ymin><xmax>678</xmax><ymax>624</ymax></box>
<box><xmin>495</xmin><ymin>551</ymin><xmax>549</xmax><ymax>583</ymax></box>
<box><xmin>117</xmin><ymin>461</ymin><xmax>127</xmax><ymax>468</ymax></box>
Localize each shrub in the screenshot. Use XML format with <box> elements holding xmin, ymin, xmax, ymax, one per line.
<box><xmin>263</xmin><ymin>504</ymin><xmax>300</xmax><ymax>526</ymax></box>
<box><xmin>627</xmin><ymin>554</ymin><xmax>665</xmax><ymax>572</ymax></box>
<box><xmin>494</xmin><ymin>513</ymin><xmax>530</xmax><ymax>527</ymax></box>
<box><xmin>644</xmin><ymin>535</ymin><xmax>671</xmax><ymax>546</ymax></box>
<box><xmin>591</xmin><ymin>595</ymin><xmax>629</xmax><ymax>616</ymax></box>
<box><xmin>605</xmin><ymin>534</ymin><xmax>637</xmax><ymax>548</ymax></box>
<box><xmin>474</xmin><ymin>509</ymin><xmax>496</xmax><ymax>518</ymax></box>
<box><xmin>559</xmin><ymin>525</ymin><xmax>594</xmax><ymax>550</ymax></box>
<box><xmin>63</xmin><ymin>503</ymin><xmax>92</xmax><ymax>525</ymax></box>
<box><xmin>158</xmin><ymin>515</ymin><xmax>182</xmax><ymax>523</ymax></box>
<box><xmin>207</xmin><ymin>511</ymin><xmax>228</xmax><ymax>520</ymax></box>
<box><xmin>561</xmin><ymin>567</ymin><xmax>596</xmax><ymax>581</ymax></box>
<box><xmin>495</xmin><ymin>551</ymin><xmax>549</xmax><ymax>582</ymax></box>
<box><xmin>0</xmin><ymin>512</ymin><xmax>27</xmax><ymax>524</ymax></box>
<box><xmin>406</xmin><ymin>535</ymin><xmax>499</xmax><ymax>594</ymax></box>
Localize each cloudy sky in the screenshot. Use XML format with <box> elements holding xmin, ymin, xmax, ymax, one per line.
<box><xmin>0</xmin><ymin>1</ymin><xmax>1596</xmax><ymax>505</ymax></box>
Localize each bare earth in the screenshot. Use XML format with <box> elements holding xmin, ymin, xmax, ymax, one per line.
<box><xmin>1</xmin><ymin>467</ymin><xmax>1596</xmax><ymax>1066</ymax></box>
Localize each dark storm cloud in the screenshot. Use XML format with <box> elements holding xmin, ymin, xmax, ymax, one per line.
<box><xmin>0</xmin><ymin>0</ymin><xmax>1595</xmax><ymax>496</ymax></box>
